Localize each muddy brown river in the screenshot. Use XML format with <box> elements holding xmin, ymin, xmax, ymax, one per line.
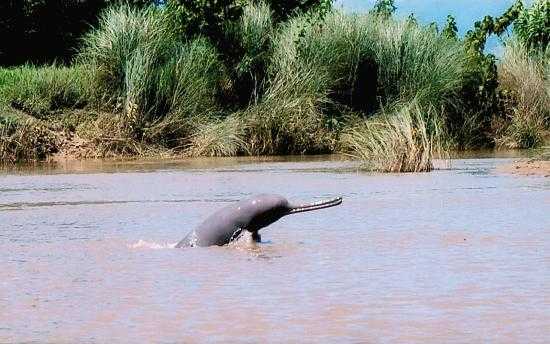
<box><xmin>1</xmin><ymin>155</ymin><xmax>549</xmax><ymax>343</ymax></box>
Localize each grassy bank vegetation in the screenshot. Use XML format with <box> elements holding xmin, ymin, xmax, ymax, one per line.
<box><xmin>496</xmin><ymin>39</ymin><xmax>549</xmax><ymax>148</ymax></box>
<box><xmin>1</xmin><ymin>0</ymin><xmax>548</xmax><ymax>171</ymax></box>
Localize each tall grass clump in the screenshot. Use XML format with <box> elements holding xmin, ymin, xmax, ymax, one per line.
<box><xmin>79</xmin><ymin>5</ymin><xmax>176</xmax><ymax>107</ymax></box>
<box><xmin>496</xmin><ymin>39</ymin><xmax>549</xmax><ymax>148</ymax></box>
<box><xmin>227</xmin><ymin>1</ymin><xmax>274</xmax><ymax>104</ymax></box>
<box><xmin>79</xmin><ymin>4</ymin><xmax>224</xmax><ymax>140</ymax></box>
<box><xmin>267</xmin><ymin>10</ymin><xmax>467</xmax><ymax>133</ymax></box>
<box><xmin>341</xmin><ymin>99</ymin><xmax>443</xmax><ymax>172</ymax></box>
<box><xmin>0</xmin><ymin>65</ymin><xmax>86</xmax><ymax>117</ymax></box>
<box><xmin>272</xmin><ymin>11</ymin><xmax>467</xmax><ymax>113</ymax></box>
<box><xmin>145</xmin><ymin>38</ymin><xmax>224</xmax><ymax>147</ymax></box>
<box><xmin>269</xmin><ymin>12</ymin><xmax>369</xmax><ymax>105</ymax></box>
<box><xmin>223</xmin><ymin>12</ymin><xmax>341</xmax><ymax>156</ymax></box>
<box><xmin>369</xmin><ymin>19</ymin><xmax>466</xmax><ymax>108</ymax></box>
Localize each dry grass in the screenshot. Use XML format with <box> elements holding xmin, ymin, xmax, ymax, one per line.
<box><xmin>496</xmin><ymin>39</ymin><xmax>549</xmax><ymax>148</ymax></box>
<box><xmin>74</xmin><ymin>114</ymin><xmax>147</xmax><ymax>158</ymax></box>
<box><xmin>0</xmin><ymin>118</ymin><xmax>58</xmax><ymax>163</ymax></box>
<box><xmin>185</xmin><ymin>116</ymin><xmax>248</xmax><ymax>157</ymax></box>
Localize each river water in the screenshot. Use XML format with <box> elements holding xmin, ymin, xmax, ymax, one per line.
<box><xmin>1</xmin><ymin>155</ymin><xmax>548</xmax><ymax>343</ymax></box>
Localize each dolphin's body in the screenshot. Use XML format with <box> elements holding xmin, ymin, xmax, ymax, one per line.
<box><xmin>175</xmin><ymin>194</ymin><xmax>342</xmax><ymax>247</ymax></box>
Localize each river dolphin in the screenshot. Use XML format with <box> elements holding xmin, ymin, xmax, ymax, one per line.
<box><xmin>175</xmin><ymin>194</ymin><xmax>342</xmax><ymax>247</ymax></box>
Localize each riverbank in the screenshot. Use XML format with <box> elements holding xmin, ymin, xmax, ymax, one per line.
<box><xmin>1</xmin><ymin>2</ymin><xmax>549</xmax><ymax>171</ymax></box>
<box><xmin>497</xmin><ymin>159</ymin><xmax>550</xmax><ymax>177</ymax></box>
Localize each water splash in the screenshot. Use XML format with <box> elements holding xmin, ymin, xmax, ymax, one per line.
<box><xmin>128</xmin><ymin>240</ymin><xmax>177</xmax><ymax>249</ymax></box>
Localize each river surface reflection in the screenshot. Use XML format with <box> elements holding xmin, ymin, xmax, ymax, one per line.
<box><xmin>1</xmin><ymin>155</ymin><xmax>548</xmax><ymax>343</ymax></box>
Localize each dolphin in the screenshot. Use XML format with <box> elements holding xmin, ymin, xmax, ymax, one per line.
<box><xmin>175</xmin><ymin>194</ymin><xmax>342</xmax><ymax>247</ymax></box>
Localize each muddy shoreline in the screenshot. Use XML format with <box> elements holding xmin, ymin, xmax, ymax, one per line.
<box><xmin>496</xmin><ymin>159</ymin><xmax>550</xmax><ymax>177</ymax></box>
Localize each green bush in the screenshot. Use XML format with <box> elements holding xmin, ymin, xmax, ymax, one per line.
<box><xmin>451</xmin><ymin>0</ymin><xmax>524</xmax><ymax>148</ymax></box>
<box><xmin>514</xmin><ymin>0</ymin><xmax>550</xmax><ymax>51</ymax></box>
<box><xmin>0</xmin><ymin>0</ymin><xmax>155</xmax><ymax>66</ymax></box>
<box><xmin>370</xmin><ymin>0</ymin><xmax>396</xmax><ymax>18</ymax></box>
<box><xmin>167</xmin><ymin>0</ymin><xmax>245</xmax><ymax>40</ymax></box>
<box><xmin>267</xmin><ymin>0</ymin><xmax>332</xmax><ymax>21</ymax></box>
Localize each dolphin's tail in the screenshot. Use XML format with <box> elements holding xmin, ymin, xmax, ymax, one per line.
<box><xmin>288</xmin><ymin>197</ymin><xmax>342</xmax><ymax>214</ymax></box>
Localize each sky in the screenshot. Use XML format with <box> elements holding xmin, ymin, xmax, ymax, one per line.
<box><xmin>335</xmin><ymin>0</ymin><xmax>520</xmax><ymax>53</ymax></box>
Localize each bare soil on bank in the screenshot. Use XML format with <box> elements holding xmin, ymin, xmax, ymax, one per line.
<box><xmin>496</xmin><ymin>159</ymin><xmax>550</xmax><ymax>177</ymax></box>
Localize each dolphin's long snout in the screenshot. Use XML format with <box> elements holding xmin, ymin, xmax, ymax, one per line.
<box><xmin>288</xmin><ymin>197</ymin><xmax>342</xmax><ymax>214</ymax></box>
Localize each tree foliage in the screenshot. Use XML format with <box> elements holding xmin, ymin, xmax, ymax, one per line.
<box><xmin>369</xmin><ymin>0</ymin><xmax>396</xmax><ymax>18</ymax></box>
<box><xmin>166</xmin><ymin>0</ymin><xmax>246</xmax><ymax>39</ymax></box>
<box><xmin>267</xmin><ymin>0</ymin><xmax>332</xmax><ymax>21</ymax></box>
<box><xmin>0</xmin><ymin>0</ymin><xmax>154</xmax><ymax>66</ymax></box>
<box><xmin>452</xmin><ymin>0</ymin><xmax>524</xmax><ymax>147</ymax></box>
<box><xmin>166</xmin><ymin>0</ymin><xmax>332</xmax><ymax>41</ymax></box>
<box><xmin>442</xmin><ymin>15</ymin><xmax>458</xmax><ymax>40</ymax></box>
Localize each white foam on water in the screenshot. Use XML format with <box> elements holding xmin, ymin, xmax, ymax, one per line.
<box><xmin>128</xmin><ymin>239</ymin><xmax>177</xmax><ymax>249</ymax></box>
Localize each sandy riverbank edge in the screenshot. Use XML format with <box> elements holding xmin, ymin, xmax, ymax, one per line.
<box><xmin>495</xmin><ymin>159</ymin><xmax>550</xmax><ymax>177</ymax></box>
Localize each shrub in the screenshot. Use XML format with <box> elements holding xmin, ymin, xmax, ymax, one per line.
<box><xmin>369</xmin><ymin>0</ymin><xmax>396</xmax><ymax>18</ymax></box>
<box><xmin>267</xmin><ymin>0</ymin><xmax>332</xmax><ymax>22</ymax></box>
<box><xmin>167</xmin><ymin>0</ymin><xmax>245</xmax><ymax>40</ymax></box>
<box><xmin>452</xmin><ymin>1</ymin><xmax>524</xmax><ymax>148</ymax></box>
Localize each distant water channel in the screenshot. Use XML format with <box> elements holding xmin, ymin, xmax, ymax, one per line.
<box><xmin>1</xmin><ymin>154</ymin><xmax>548</xmax><ymax>343</ymax></box>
